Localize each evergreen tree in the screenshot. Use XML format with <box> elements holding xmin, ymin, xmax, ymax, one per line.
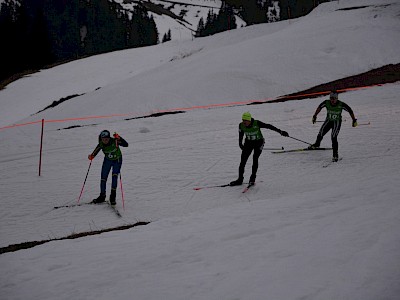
<box><xmin>0</xmin><ymin>0</ymin><xmax>19</xmax><ymax>80</ymax></box>
<box><xmin>196</xmin><ymin>5</ymin><xmax>237</xmax><ymax>38</ymax></box>
<box><xmin>162</xmin><ymin>29</ymin><xmax>171</xmax><ymax>43</ymax></box>
<box><xmin>128</xmin><ymin>5</ymin><xmax>158</xmax><ymax>47</ymax></box>
<box><xmin>44</xmin><ymin>0</ymin><xmax>80</xmax><ymax>60</ymax></box>
<box><xmin>216</xmin><ymin>3</ymin><xmax>237</xmax><ymax>33</ymax></box>
<box><xmin>195</xmin><ymin>17</ymin><xmax>205</xmax><ymax>37</ymax></box>
<box><xmin>167</xmin><ymin>29</ymin><xmax>171</xmax><ymax>41</ymax></box>
<box><xmin>202</xmin><ymin>9</ymin><xmax>217</xmax><ymax>36</ymax></box>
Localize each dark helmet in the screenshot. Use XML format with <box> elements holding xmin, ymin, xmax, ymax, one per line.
<box><xmin>329</xmin><ymin>90</ymin><xmax>338</xmax><ymax>100</ymax></box>
<box><xmin>100</xmin><ymin>130</ymin><xmax>110</xmax><ymax>138</ymax></box>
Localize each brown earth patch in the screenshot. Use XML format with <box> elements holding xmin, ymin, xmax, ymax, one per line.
<box><xmin>0</xmin><ymin>222</ymin><xmax>150</xmax><ymax>254</ymax></box>
<box><xmin>251</xmin><ymin>63</ymin><xmax>400</xmax><ymax>104</ymax></box>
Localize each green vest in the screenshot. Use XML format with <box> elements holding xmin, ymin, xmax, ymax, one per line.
<box><xmin>100</xmin><ymin>138</ymin><xmax>122</xmax><ymax>160</ymax></box>
<box><xmin>325</xmin><ymin>100</ymin><xmax>343</xmax><ymax>121</ymax></box>
<box><xmin>240</xmin><ymin>120</ymin><xmax>264</xmax><ymax>141</ymax></box>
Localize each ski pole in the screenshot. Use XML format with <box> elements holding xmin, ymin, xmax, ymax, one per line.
<box><xmin>316</xmin><ymin>119</ymin><xmax>347</xmax><ymax>123</ymax></box>
<box><xmin>287</xmin><ymin>135</ymin><xmax>312</xmax><ymax>145</ymax></box>
<box><xmin>78</xmin><ymin>160</ymin><xmax>92</xmax><ymax>204</ymax></box>
<box><xmin>120</xmin><ymin>173</ymin><xmax>125</xmax><ymax>210</ymax></box>
<box><xmin>357</xmin><ymin>121</ymin><xmax>370</xmax><ymax>126</ymax></box>
<box><xmin>264</xmin><ymin>147</ymin><xmax>284</xmax><ymax>150</ymax></box>
<box><xmin>114</xmin><ymin>132</ymin><xmax>125</xmax><ymax>210</ymax></box>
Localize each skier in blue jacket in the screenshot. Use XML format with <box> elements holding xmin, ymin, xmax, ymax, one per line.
<box><xmin>88</xmin><ymin>130</ymin><xmax>128</xmax><ymax>205</ymax></box>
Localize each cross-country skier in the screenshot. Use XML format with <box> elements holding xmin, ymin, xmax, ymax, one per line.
<box><xmin>88</xmin><ymin>130</ymin><xmax>128</xmax><ymax>205</ymax></box>
<box><xmin>230</xmin><ymin>112</ymin><xmax>289</xmax><ymax>186</ymax></box>
<box><xmin>309</xmin><ymin>90</ymin><xmax>357</xmax><ymax>161</ymax></box>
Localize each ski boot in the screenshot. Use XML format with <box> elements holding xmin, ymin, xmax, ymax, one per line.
<box><xmin>332</xmin><ymin>152</ymin><xmax>339</xmax><ymax>162</ymax></box>
<box><xmin>229</xmin><ymin>177</ymin><xmax>243</xmax><ymax>186</ymax></box>
<box><xmin>249</xmin><ymin>174</ymin><xmax>256</xmax><ymax>186</ymax></box>
<box><xmin>109</xmin><ymin>190</ymin><xmax>116</xmax><ymax>205</ymax></box>
<box><xmin>307</xmin><ymin>143</ymin><xmax>319</xmax><ymax>150</ymax></box>
<box><xmin>92</xmin><ymin>193</ymin><xmax>106</xmax><ymax>204</ymax></box>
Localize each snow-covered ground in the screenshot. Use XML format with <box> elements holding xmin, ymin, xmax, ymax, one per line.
<box><xmin>1</xmin><ymin>1</ymin><xmax>400</xmax><ymax>299</ymax></box>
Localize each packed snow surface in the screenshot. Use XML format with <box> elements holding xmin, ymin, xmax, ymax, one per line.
<box><xmin>1</xmin><ymin>1</ymin><xmax>400</xmax><ymax>299</ymax></box>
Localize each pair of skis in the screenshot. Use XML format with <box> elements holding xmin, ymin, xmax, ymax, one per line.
<box><xmin>194</xmin><ymin>147</ymin><xmax>340</xmax><ymax>191</ymax></box>
<box><xmin>271</xmin><ymin>147</ymin><xmax>332</xmax><ymax>154</ymax></box>
<box><xmin>54</xmin><ymin>201</ymin><xmax>122</xmax><ymax>217</ymax></box>
<box><xmin>271</xmin><ymin>146</ymin><xmax>342</xmax><ymax>167</ymax></box>
<box><xmin>194</xmin><ymin>182</ymin><xmax>256</xmax><ymax>193</ymax></box>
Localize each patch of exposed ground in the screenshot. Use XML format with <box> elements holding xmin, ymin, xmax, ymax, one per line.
<box><xmin>266</xmin><ymin>63</ymin><xmax>400</xmax><ymax>103</ymax></box>
<box><xmin>0</xmin><ymin>222</ymin><xmax>149</xmax><ymax>254</ymax></box>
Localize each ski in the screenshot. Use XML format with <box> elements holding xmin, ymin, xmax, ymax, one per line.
<box><xmin>193</xmin><ymin>184</ymin><xmax>231</xmax><ymax>190</ymax></box>
<box><xmin>323</xmin><ymin>157</ymin><xmax>343</xmax><ymax>168</ymax></box>
<box><xmin>194</xmin><ymin>180</ymin><xmax>263</xmax><ymax>191</ymax></box>
<box><xmin>108</xmin><ymin>203</ymin><xmax>122</xmax><ymax>217</ymax></box>
<box><xmin>271</xmin><ymin>147</ymin><xmax>332</xmax><ymax>154</ymax></box>
<box><xmin>54</xmin><ymin>201</ymin><xmax>122</xmax><ymax>217</ymax></box>
<box><xmin>242</xmin><ymin>182</ymin><xmax>255</xmax><ymax>193</ymax></box>
<box><xmin>54</xmin><ymin>202</ymin><xmax>95</xmax><ymax>209</ymax></box>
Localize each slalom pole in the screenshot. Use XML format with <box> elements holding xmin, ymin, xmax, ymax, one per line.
<box><xmin>287</xmin><ymin>135</ymin><xmax>312</xmax><ymax>145</ymax></box>
<box><xmin>78</xmin><ymin>160</ymin><xmax>92</xmax><ymax>204</ymax></box>
<box><xmin>38</xmin><ymin>119</ymin><xmax>45</xmax><ymax>176</ymax></box>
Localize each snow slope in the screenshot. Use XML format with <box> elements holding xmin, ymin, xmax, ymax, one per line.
<box><xmin>1</xmin><ymin>1</ymin><xmax>400</xmax><ymax>299</ymax></box>
<box><xmin>1</xmin><ymin>0</ymin><xmax>399</xmax><ymax>128</ymax></box>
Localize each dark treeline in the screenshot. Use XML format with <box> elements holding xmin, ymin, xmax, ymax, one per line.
<box><xmin>195</xmin><ymin>2</ymin><xmax>237</xmax><ymax>37</ymax></box>
<box><xmin>195</xmin><ymin>0</ymin><xmax>332</xmax><ymax>37</ymax></box>
<box><xmin>224</xmin><ymin>0</ymin><xmax>332</xmax><ymax>25</ymax></box>
<box><xmin>0</xmin><ymin>0</ymin><xmax>158</xmax><ymax>83</ymax></box>
<box><xmin>1</xmin><ymin>0</ymin><xmax>333</xmax><ymax>83</ymax></box>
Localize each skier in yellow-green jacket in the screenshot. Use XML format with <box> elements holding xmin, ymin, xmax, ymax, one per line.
<box><xmin>230</xmin><ymin>112</ymin><xmax>288</xmax><ymax>186</ymax></box>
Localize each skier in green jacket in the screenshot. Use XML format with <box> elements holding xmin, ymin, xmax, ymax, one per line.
<box><xmin>309</xmin><ymin>90</ymin><xmax>357</xmax><ymax>161</ymax></box>
<box><xmin>88</xmin><ymin>130</ymin><xmax>128</xmax><ymax>205</ymax></box>
<box><xmin>230</xmin><ymin>112</ymin><xmax>289</xmax><ymax>186</ymax></box>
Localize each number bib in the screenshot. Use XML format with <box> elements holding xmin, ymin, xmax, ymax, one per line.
<box><xmin>325</xmin><ymin>100</ymin><xmax>343</xmax><ymax>121</ymax></box>
<box><xmin>240</xmin><ymin>120</ymin><xmax>264</xmax><ymax>141</ymax></box>
<box><xmin>101</xmin><ymin>139</ymin><xmax>122</xmax><ymax>160</ymax></box>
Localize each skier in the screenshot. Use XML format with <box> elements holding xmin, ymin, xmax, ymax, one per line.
<box><xmin>88</xmin><ymin>130</ymin><xmax>128</xmax><ymax>205</ymax></box>
<box><xmin>230</xmin><ymin>112</ymin><xmax>289</xmax><ymax>186</ymax></box>
<box><xmin>309</xmin><ymin>90</ymin><xmax>357</xmax><ymax>161</ymax></box>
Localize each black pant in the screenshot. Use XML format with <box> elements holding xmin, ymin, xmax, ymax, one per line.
<box><xmin>239</xmin><ymin>139</ymin><xmax>265</xmax><ymax>181</ymax></box>
<box><xmin>315</xmin><ymin>119</ymin><xmax>342</xmax><ymax>155</ymax></box>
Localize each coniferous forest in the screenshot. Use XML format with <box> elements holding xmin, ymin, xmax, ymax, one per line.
<box><xmin>0</xmin><ymin>0</ymin><xmax>158</xmax><ymax>83</ymax></box>
<box><xmin>0</xmin><ymin>0</ymin><xmax>330</xmax><ymax>84</ymax></box>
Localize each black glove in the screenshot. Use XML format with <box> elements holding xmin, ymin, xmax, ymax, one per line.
<box><xmin>280</xmin><ymin>130</ymin><xmax>289</xmax><ymax>137</ymax></box>
<box><xmin>312</xmin><ymin>115</ymin><xmax>317</xmax><ymax>124</ymax></box>
<box><xmin>239</xmin><ymin>143</ymin><xmax>244</xmax><ymax>150</ymax></box>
